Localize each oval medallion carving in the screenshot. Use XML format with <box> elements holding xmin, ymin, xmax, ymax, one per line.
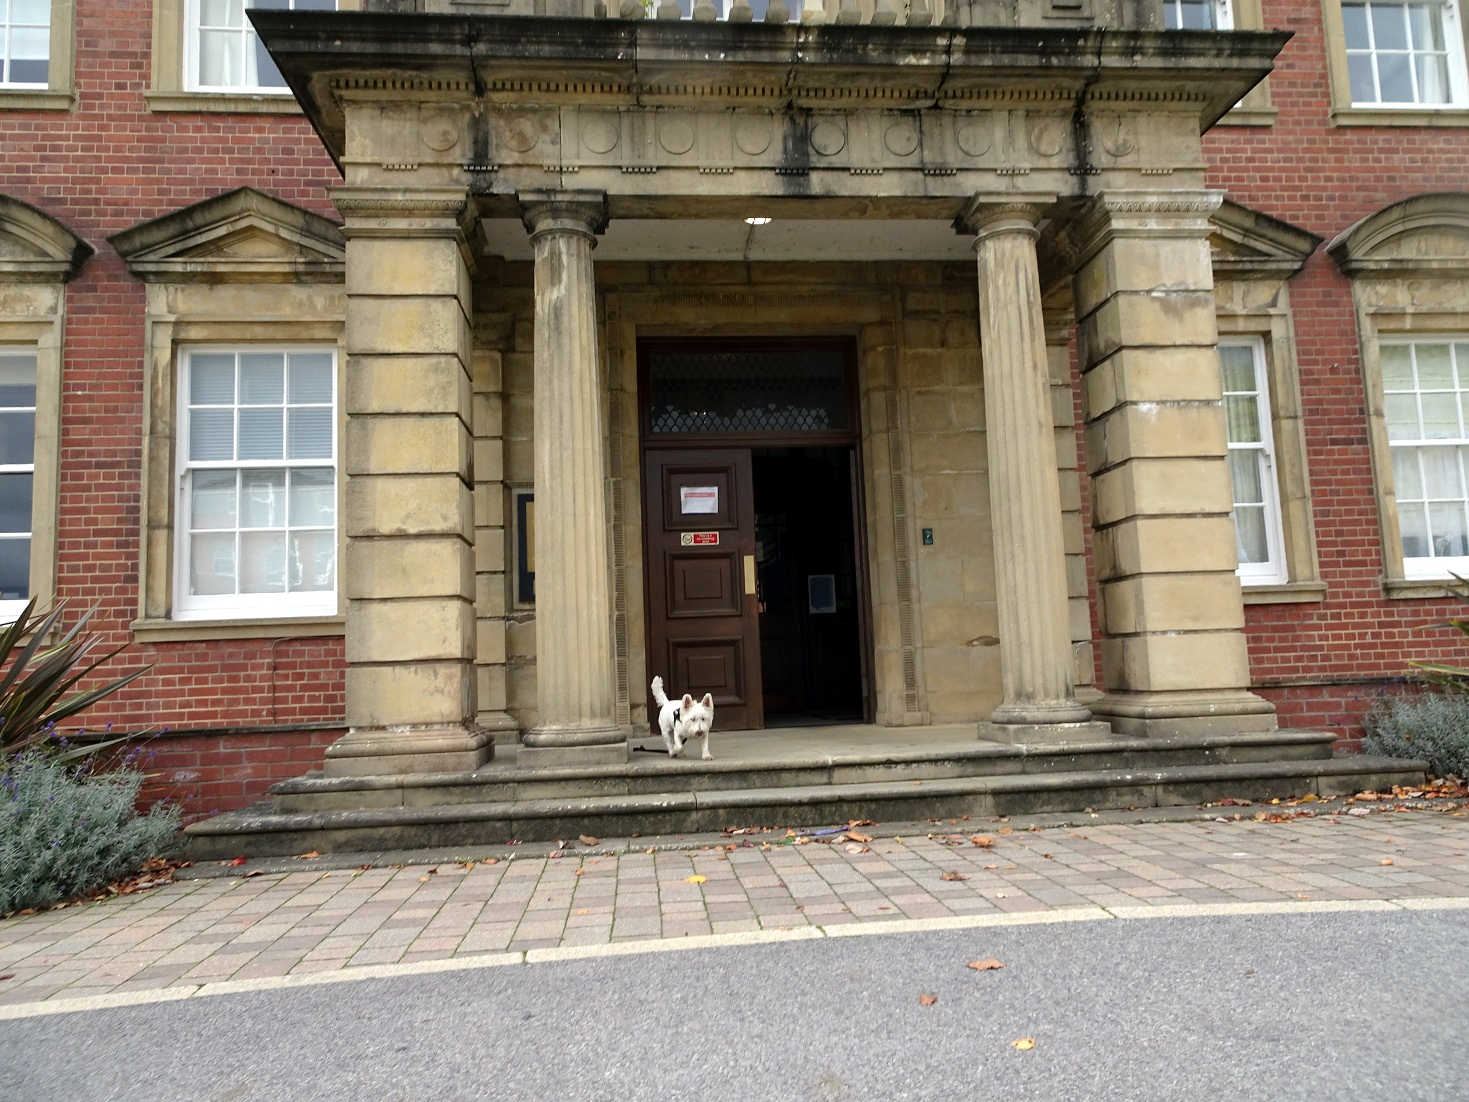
<box><xmin>1030</xmin><ymin>119</ymin><xmax>1066</xmax><ymax>158</ymax></box>
<box><xmin>658</xmin><ymin>114</ymin><xmax>696</xmax><ymax>156</ymax></box>
<box><xmin>1097</xmin><ymin>114</ymin><xmax>1136</xmax><ymax>159</ymax></box>
<box><xmin>883</xmin><ymin>118</ymin><xmax>919</xmax><ymax>158</ymax></box>
<box><xmin>421</xmin><ymin>111</ymin><xmax>460</xmax><ymax>153</ymax></box>
<box><xmin>581</xmin><ymin>114</ymin><xmax>619</xmax><ymax>155</ymax></box>
<box><xmin>953</xmin><ymin>114</ymin><xmax>992</xmax><ymax>158</ymax></box>
<box><xmin>734</xmin><ymin>114</ymin><xmax>771</xmax><ymax>157</ymax></box>
<box><xmin>809</xmin><ymin>119</ymin><xmax>846</xmax><ymax>157</ymax></box>
<box><xmin>501</xmin><ymin>114</ymin><xmax>538</xmax><ymax>154</ymax></box>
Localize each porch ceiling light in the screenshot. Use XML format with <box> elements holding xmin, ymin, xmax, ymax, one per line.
<box><xmin>744</xmin><ymin>216</ymin><xmax>772</xmax><ymax>226</ymax></box>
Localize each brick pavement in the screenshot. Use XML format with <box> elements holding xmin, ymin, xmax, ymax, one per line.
<box><xmin>2</xmin><ymin>808</ymin><xmax>1467</xmax><ymax>1009</ymax></box>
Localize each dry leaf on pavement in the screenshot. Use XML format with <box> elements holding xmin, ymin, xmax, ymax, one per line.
<box><xmin>967</xmin><ymin>959</ymin><xmax>1005</xmax><ymax>972</ymax></box>
<box><xmin>919</xmin><ymin>993</ymin><xmax>938</xmax><ymax>1006</ymax></box>
<box><xmin>1380</xmin><ymin>858</ymin><xmax>1394</xmax><ymax>866</ymax></box>
<box><xmin>970</xmin><ymin>836</ymin><xmax>994</xmax><ymax>847</ymax></box>
<box><xmin>940</xmin><ymin>870</ymin><xmax>968</xmax><ymax>882</ymax></box>
<box><xmin>1012</xmin><ymin>1038</ymin><xmax>1035</xmax><ymax>1051</ymax></box>
<box><xmin>846</xmin><ymin>831</ymin><xmax>873</xmax><ymax>844</ymax></box>
<box><xmin>686</xmin><ymin>874</ymin><xmax>708</xmax><ymax>884</ymax></box>
<box><xmin>296</xmin><ymin>850</ymin><xmax>320</xmax><ymax>860</ymax></box>
<box><xmin>578</xmin><ymin>834</ymin><xmax>599</xmax><ymax>846</ymax></box>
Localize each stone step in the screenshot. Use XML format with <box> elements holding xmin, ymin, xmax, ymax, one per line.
<box><xmin>268</xmin><ymin>728</ymin><xmax>1337</xmax><ymax>813</ymax></box>
<box><xmin>185</xmin><ymin>753</ymin><xmax>1425</xmax><ymax>860</ymax></box>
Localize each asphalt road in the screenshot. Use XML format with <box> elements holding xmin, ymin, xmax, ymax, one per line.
<box><xmin>2</xmin><ymin>910</ymin><xmax>1465</xmax><ymax>1102</ymax></box>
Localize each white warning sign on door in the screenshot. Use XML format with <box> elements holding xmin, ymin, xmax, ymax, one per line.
<box><xmin>680</xmin><ymin>486</ymin><xmax>719</xmax><ymax>514</ymax></box>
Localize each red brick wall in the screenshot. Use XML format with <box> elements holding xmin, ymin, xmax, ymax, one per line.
<box><xmin>1202</xmin><ymin>0</ymin><xmax>1469</xmax><ymax>743</ymax></box>
<box><xmin>2</xmin><ymin>1</ymin><xmax>346</xmax><ymax>813</ymax></box>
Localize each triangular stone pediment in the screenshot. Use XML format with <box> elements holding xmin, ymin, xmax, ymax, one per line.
<box><xmin>1329</xmin><ymin>193</ymin><xmax>1469</xmax><ymax>276</ymax></box>
<box><xmin>0</xmin><ymin>195</ymin><xmax>94</xmax><ymax>282</ymax></box>
<box><xmin>1209</xmin><ymin>199</ymin><xmax>1320</xmax><ymax>280</ymax></box>
<box><xmin>110</xmin><ymin>188</ymin><xmax>344</xmax><ymax>283</ymax></box>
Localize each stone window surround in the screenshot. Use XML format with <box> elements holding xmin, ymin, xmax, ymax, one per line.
<box><xmin>147</xmin><ymin>0</ymin><xmax>362</xmax><ymax>114</ymax></box>
<box><xmin>1211</xmin><ymin>0</ymin><xmax>1278</xmax><ymax>126</ymax></box>
<box><xmin>1330</xmin><ymin>193</ymin><xmax>1469</xmax><ymax>597</ymax></box>
<box><xmin>0</xmin><ymin>0</ymin><xmax>73</xmax><ymax>110</ymax></box>
<box><xmin>1321</xmin><ymin>0</ymin><xmax>1469</xmax><ymax>126</ymax></box>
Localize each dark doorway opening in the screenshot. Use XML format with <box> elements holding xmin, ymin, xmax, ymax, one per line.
<box><xmin>753</xmin><ymin>446</ymin><xmax>865</xmax><ymax>726</ymax></box>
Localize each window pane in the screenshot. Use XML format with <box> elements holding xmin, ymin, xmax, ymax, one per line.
<box><xmin>1233</xmin><ymin>505</ymin><xmax>1268</xmax><ymax>564</ymax></box>
<box><xmin>1386</xmin><ymin>393</ymin><xmax>1421</xmax><ymax>439</ymax></box>
<box><xmin>0</xmin><ymin>412</ymin><xmax>35</xmax><ymax>465</ymax></box>
<box><xmin>189</xmin><ymin>408</ymin><xmax>234</xmax><ymax>461</ymax></box>
<box><xmin>1372</xmin><ymin>3</ymin><xmax>1410</xmax><ymax>50</ymax></box>
<box><xmin>1224</xmin><ymin>394</ymin><xmax>1261</xmax><ymax>443</ymax></box>
<box><xmin>190</xmin><ymin>470</ymin><xmax>237</xmax><ymax>530</ymax></box>
<box><xmin>239</xmin><ymin>353</ymin><xmax>284</xmax><ymax>404</ymax></box>
<box><xmin>1349</xmin><ymin>53</ymin><xmax>1379</xmax><ymax>102</ymax></box>
<box><xmin>288</xmin><ymin>353</ymin><xmax>333</xmax><ymax>403</ymax></box>
<box><xmin>287</xmin><ymin>408</ymin><xmax>332</xmax><ymax>460</ymax></box>
<box><xmin>1179</xmin><ymin>0</ymin><xmax>1212</xmax><ymax>28</ymax></box>
<box><xmin>238</xmin><ymin>408</ymin><xmax>283</xmax><ymax>460</ymax></box>
<box><xmin>1429</xmin><ymin>501</ymin><xmax>1469</xmax><ymax>556</ymax></box>
<box><xmin>200</xmin><ymin>0</ymin><xmax>243</xmax><ymax>25</ymax></box>
<box><xmin>1379</xmin><ymin>51</ymin><xmax>1415</xmax><ymax>102</ymax></box>
<box><xmin>1400</xmin><ymin>501</ymin><xmax>1430</xmax><ymax>557</ymax></box>
<box><xmin>1416</xmin><ymin>343</ymin><xmax>1453</xmax><ymax>389</ymax></box>
<box><xmin>290</xmin><ymin>530</ymin><xmax>335</xmax><ymax>592</ymax></box>
<box><xmin>199</xmin><ymin>30</ymin><xmax>241</xmax><ymax>86</ymax></box>
<box><xmin>1382</xmin><ymin>345</ymin><xmax>1415</xmax><ymax>390</ymax></box>
<box><xmin>241</xmin><ymin>532</ymin><xmax>287</xmax><ymax>593</ymax></box>
<box><xmin>14</xmin><ymin>1</ymin><xmax>53</xmax><ymax>23</ymax></box>
<box><xmin>1417</xmin><ymin>54</ymin><xmax>1450</xmax><ymax>104</ymax></box>
<box><xmin>0</xmin><ymin>539</ymin><xmax>30</xmax><ymax>600</ymax></box>
<box><xmin>0</xmin><ymin>356</ymin><xmax>37</xmax><ymax>407</ymax></box>
<box><xmin>1421</xmin><ymin>446</ymin><xmax>1463</xmax><ymax>498</ymax></box>
<box><xmin>1219</xmin><ymin>346</ymin><xmax>1257</xmax><ymax>393</ymax></box>
<box><xmin>241</xmin><ymin>469</ymin><xmax>286</xmax><ymax>528</ymax></box>
<box><xmin>1393</xmin><ymin>447</ymin><xmax>1424</xmax><ymax>498</ymax></box>
<box><xmin>190</xmin><ymin>353</ymin><xmax>235</xmax><ymax>404</ymax></box>
<box><xmin>0</xmin><ymin>473</ymin><xmax>32</xmax><ymax>534</ymax></box>
<box><xmin>289</xmin><ymin>468</ymin><xmax>334</xmax><ymax>527</ymax></box>
<box><xmin>190</xmin><ymin>533</ymin><xmax>236</xmax><ymax>595</ymax></box>
<box><xmin>295</xmin><ymin>0</ymin><xmax>338</xmax><ymax>9</ymax></box>
<box><xmin>1408</xmin><ymin>3</ymin><xmax>1444</xmax><ymax>48</ymax></box>
<box><xmin>1421</xmin><ymin>392</ymin><xmax>1459</xmax><ymax>438</ymax></box>
<box><xmin>253</xmin><ymin>38</ymin><xmax>287</xmax><ymax>89</ymax></box>
<box><xmin>1229</xmin><ymin>450</ymin><xmax>1264</xmax><ymax>505</ymax></box>
<box><xmin>1343</xmin><ymin>3</ymin><xmax>1370</xmax><ymax>48</ymax></box>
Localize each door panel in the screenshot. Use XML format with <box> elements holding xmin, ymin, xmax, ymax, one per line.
<box><xmin>645</xmin><ymin>449</ymin><xmax>762</xmax><ymax>731</ymax></box>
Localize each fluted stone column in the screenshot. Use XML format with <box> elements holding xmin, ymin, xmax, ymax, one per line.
<box><xmin>964</xmin><ymin>197</ymin><xmax>1105</xmax><ymax>742</ymax></box>
<box><xmin>325</xmin><ymin>187</ymin><xmax>491</xmax><ymax>777</ymax></box>
<box><xmin>518</xmin><ymin>190</ymin><xmax>627</xmax><ymax>766</ymax></box>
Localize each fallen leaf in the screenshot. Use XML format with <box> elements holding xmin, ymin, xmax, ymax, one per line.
<box><xmin>967</xmin><ymin>958</ymin><xmax>1005</xmax><ymax>972</ymax></box>
<box><xmin>1012</xmin><ymin>1038</ymin><xmax>1035</xmax><ymax>1051</ymax></box>
<box><xmin>919</xmin><ymin>993</ymin><xmax>938</xmax><ymax>1006</ymax></box>
<box><xmin>940</xmin><ymin>870</ymin><xmax>968</xmax><ymax>882</ymax></box>
<box><xmin>1380</xmin><ymin>858</ymin><xmax>1394</xmax><ymax>866</ymax></box>
<box><xmin>244</xmin><ymin>870</ymin><xmax>263</xmax><ymax>879</ymax></box>
<box><xmin>686</xmin><ymin>874</ymin><xmax>708</xmax><ymax>884</ymax></box>
<box><xmin>971</xmin><ymin>836</ymin><xmax>994</xmax><ymax>848</ymax></box>
<box><xmin>847</xmin><ymin>819</ymin><xmax>875</xmax><ymax>828</ymax></box>
<box><xmin>576</xmin><ymin>908</ymin><xmax>589</xmax><ymax>915</ymax></box>
<box><xmin>227</xmin><ymin>857</ymin><xmax>247</xmax><ymax>867</ymax></box>
<box><xmin>998</xmin><ymin>827</ymin><xmax>1014</xmax><ymax>835</ymax></box>
<box><xmin>357</xmin><ymin>864</ymin><xmax>373</xmax><ymax>871</ymax></box>
<box><xmin>578</xmin><ymin>834</ymin><xmax>599</xmax><ymax>846</ymax></box>
<box><xmin>1347</xmin><ymin>807</ymin><xmax>1372</xmax><ymax>817</ymax></box>
<box><xmin>846</xmin><ymin>831</ymin><xmax>872</xmax><ymax>844</ymax></box>
<box><xmin>845</xmin><ymin>843</ymin><xmax>870</xmax><ymax>855</ymax></box>
<box><xmin>426</xmin><ymin>867</ymin><xmax>438</xmax><ymax>875</ymax></box>
<box><xmin>0</xmin><ymin>974</ymin><xmax>13</xmax><ymax>981</ymax></box>
<box><xmin>296</xmin><ymin>850</ymin><xmax>321</xmax><ymax>860</ymax></box>
<box><xmin>418</xmin><ymin>876</ymin><xmax>431</xmax><ymax>883</ymax></box>
<box><xmin>483</xmin><ymin>857</ymin><xmax>499</xmax><ymax>865</ymax></box>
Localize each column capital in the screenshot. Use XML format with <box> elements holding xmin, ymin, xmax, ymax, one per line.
<box><xmin>955</xmin><ymin>193</ymin><xmax>1057</xmax><ymax>240</ymax></box>
<box><xmin>329</xmin><ymin>186</ymin><xmax>472</xmax><ymax>240</ymax></box>
<box><xmin>1057</xmin><ymin>188</ymin><xmax>1225</xmax><ymax>270</ymax></box>
<box><xmin>519</xmin><ymin>190</ymin><xmax>609</xmax><ymax>243</ymax></box>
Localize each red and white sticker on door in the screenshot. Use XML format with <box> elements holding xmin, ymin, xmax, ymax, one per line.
<box><xmin>680</xmin><ymin>486</ymin><xmax>719</xmax><ymax>514</ymax></box>
<box><xmin>680</xmin><ymin>532</ymin><xmax>720</xmax><ymax>546</ymax></box>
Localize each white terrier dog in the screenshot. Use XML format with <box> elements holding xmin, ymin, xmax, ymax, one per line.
<box><xmin>650</xmin><ymin>675</ymin><xmax>715</xmax><ymax>760</ymax></box>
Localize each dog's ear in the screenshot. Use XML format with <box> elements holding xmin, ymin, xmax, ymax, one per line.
<box><xmin>681</xmin><ymin>693</ymin><xmax>694</xmax><ymax>709</ymax></box>
<box><xmin>701</xmin><ymin>693</ymin><xmax>714</xmax><ymax>708</ymax></box>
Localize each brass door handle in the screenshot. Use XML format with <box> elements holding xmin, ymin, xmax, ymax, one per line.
<box><xmin>744</xmin><ymin>554</ymin><xmax>757</xmax><ymax>596</ymax></box>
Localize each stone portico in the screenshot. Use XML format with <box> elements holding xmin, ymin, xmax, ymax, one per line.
<box><xmin>249</xmin><ymin>12</ymin><xmax>1286</xmax><ymax>777</ymax></box>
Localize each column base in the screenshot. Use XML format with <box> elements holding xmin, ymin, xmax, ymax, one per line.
<box><xmin>989</xmin><ymin>700</ymin><xmax>1094</xmax><ymax>725</ymax></box>
<box><xmin>519</xmin><ymin>722</ymin><xmax>631</xmax><ymax>767</ymax></box>
<box><xmin>323</xmin><ymin>723</ymin><xmax>495</xmax><ymax>777</ymax></box>
<box><xmin>979</xmin><ymin>719</ymin><xmax>1114</xmax><ymax>746</ymax></box>
<box><xmin>1089</xmin><ymin>690</ymin><xmax>1277</xmax><ymax>736</ymax></box>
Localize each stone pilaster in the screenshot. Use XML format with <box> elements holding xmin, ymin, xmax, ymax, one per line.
<box><xmin>325</xmin><ymin>186</ymin><xmax>492</xmax><ymax>776</ymax></box>
<box><xmin>471</xmin><ymin>347</ymin><xmax>517</xmax><ymax>739</ymax></box>
<box><xmin>1072</xmin><ymin>190</ymin><xmax>1276</xmax><ymax>735</ymax></box>
<box><xmin>963</xmin><ymin>197</ymin><xmax>1099</xmax><ymax>740</ymax></box>
<box><xmin>518</xmin><ymin>190</ymin><xmax>627</xmax><ymax>766</ymax></box>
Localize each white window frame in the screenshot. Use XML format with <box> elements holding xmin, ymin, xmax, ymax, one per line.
<box><xmin>1380</xmin><ymin>335</ymin><xmax>1469</xmax><ymax>579</ymax></box>
<box><xmin>0</xmin><ymin>350</ymin><xmax>36</xmax><ymax>623</ymax></box>
<box><xmin>1342</xmin><ymin>0</ymin><xmax>1469</xmax><ymax>108</ymax></box>
<box><xmin>183</xmin><ymin>0</ymin><xmax>334</xmax><ymax>95</ymax></box>
<box><xmin>1162</xmin><ymin>0</ymin><xmax>1234</xmax><ymax>29</ymax></box>
<box><xmin>0</xmin><ymin>0</ymin><xmax>49</xmax><ymax>91</ymax></box>
<box><xmin>174</xmin><ymin>345</ymin><xmax>338</xmax><ymax>621</ymax></box>
<box><xmin>1221</xmin><ymin>336</ymin><xmax>1288</xmax><ymax>586</ymax></box>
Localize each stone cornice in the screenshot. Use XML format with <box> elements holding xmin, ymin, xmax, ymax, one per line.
<box><xmin>0</xmin><ymin>195</ymin><xmax>94</xmax><ymax>283</ymax></box>
<box><xmin>1210</xmin><ymin>199</ymin><xmax>1321</xmax><ymax>281</ymax></box>
<box><xmin>1328</xmin><ymin>192</ymin><xmax>1469</xmax><ymax>279</ymax></box>
<box><xmin>250</xmin><ymin>12</ymin><xmax>1289</xmax><ymax>171</ymax></box>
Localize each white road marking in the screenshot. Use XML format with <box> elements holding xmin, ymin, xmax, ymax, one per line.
<box><xmin>2</xmin><ymin>897</ymin><xmax>1465</xmax><ymax>1022</ymax></box>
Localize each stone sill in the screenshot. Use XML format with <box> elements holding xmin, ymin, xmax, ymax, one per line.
<box><xmin>145</xmin><ymin>91</ymin><xmax>303</xmax><ymax>115</ymax></box>
<box><xmin>1242</xmin><ymin>581</ymin><xmax>1327</xmax><ymax>605</ymax></box>
<box><xmin>0</xmin><ymin>89</ymin><xmax>74</xmax><ymax>111</ymax></box>
<box><xmin>1215</xmin><ymin>106</ymin><xmax>1277</xmax><ymax>127</ymax></box>
<box><xmin>1331</xmin><ymin>106</ymin><xmax>1469</xmax><ymax>128</ymax></box>
<box><xmin>131</xmin><ymin>615</ymin><xmax>345</xmax><ymax>643</ymax></box>
<box><xmin>1383</xmin><ymin>578</ymin><xmax>1466</xmax><ymax>600</ymax></box>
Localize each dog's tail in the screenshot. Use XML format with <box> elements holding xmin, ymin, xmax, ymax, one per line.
<box><xmin>650</xmin><ymin>675</ymin><xmax>669</xmax><ymax>708</ymax></box>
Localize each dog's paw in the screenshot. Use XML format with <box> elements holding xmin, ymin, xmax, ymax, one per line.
<box><xmin>701</xmin><ymin>750</ymin><xmax>713</xmax><ymax>761</ymax></box>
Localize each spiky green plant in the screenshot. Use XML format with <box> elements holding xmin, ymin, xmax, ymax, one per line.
<box><xmin>1</xmin><ymin>599</ymin><xmax>152</xmax><ymax>763</ymax></box>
